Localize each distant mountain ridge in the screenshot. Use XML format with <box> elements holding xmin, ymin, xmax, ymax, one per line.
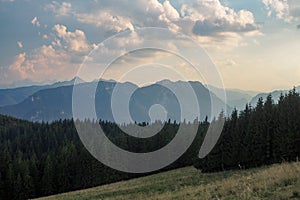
<box><xmin>7</xmin><ymin>77</ymin><xmax>298</xmax><ymax>123</ymax></box>
<box><xmin>249</xmin><ymin>86</ymin><xmax>300</xmax><ymax>106</ymax></box>
<box><xmin>0</xmin><ymin>79</ymin><xmax>232</xmax><ymax>123</ymax></box>
<box><xmin>0</xmin><ymin>77</ymin><xmax>85</xmax><ymax>107</ymax></box>
<box><xmin>207</xmin><ymin>85</ymin><xmax>258</xmax><ymax>111</ymax></box>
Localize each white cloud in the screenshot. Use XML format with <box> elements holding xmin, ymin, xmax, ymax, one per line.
<box><xmin>45</xmin><ymin>0</ymin><xmax>260</xmax><ymax>39</ymax></box>
<box><xmin>70</xmin><ymin>0</ymin><xmax>259</xmax><ymax>48</ymax></box>
<box><xmin>8</xmin><ymin>53</ymin><xmax>28</xmax><ymax>78</ymax></box>
<box><xmin>262</xmin><ymin>0</ymin><xmax>300</xmax><ymax>23</ymax></box>
<box><xmin>45</xmin><ymin>1</ymin><xmax>72</xmax><ymax>17</ymax></box>
<box><xmin>111</xmin><ymin>30</ymin><xmax>144</xmax><ymax>48</ymax></box>
<box><xmin>51</xmin><ymin>38</ymin><xmax>61</xmax><ymax>47</ymax></box>
<box><xmin>262</xmin><ymin>0</ymin><xmax>291</xmax><ymax>21</ymax></box>
<box><xmin>31</xmin><ymin>16</ymin><xmax>40</xmax><ymax>27</ymax></box>
<box><xmin>52</xmin><ymin>24</ymin><xmax>90</xmax><ymax>52</ymax></box>
<box><xmin>162</xmin><ymin>1</ymin><xmax>180</xmax><ymax>21</ymax></box>
<box><xmin>43</xmin><ymin>34</ymin><xmax>49</xmax><ymax>40</ymax></box>
<box><xmin>142</xmin><ymin>0</ymin><xmax>180</xmax><ymax>30</ymax></box>
<box><xmin>17</xmin><ymin>41</ymin><xmax>23</xmax><ymax>48</ymax></box>
<box><xmin>3</xmin><ymin>24</ymin><xmax>94</xmax><ymax>84</ymax></box>
<box><xmin>181</xmin><ymin>0</ymin><xmax>259</xmax><ymax>36</ymax></box>
<box><xmin>7</xmin><ymin>45</ymin><xmax>76</xmax><ymax>81</ymax></box>
<box><xmin>46</xmin><ymin>0</ymin><xmax>181</xmax><ymax>32</ymax></box>
<box><xmin>216</xmin><ymin>59</ymin><xmax>237</xmax><ymax>67</ymax></box>
<box><xmin>76</xmin><ymin>10</ymin><xmax>134</xmax><ymax>32</ymax></box>
<box><xmin>1</xmin><ymin>0</ymin><xmax>266</xmax><ymax>85</ymax></box>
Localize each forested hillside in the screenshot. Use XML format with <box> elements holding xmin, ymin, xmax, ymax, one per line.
<box><xmin>196</xmin><ymin>88</ymin><xmax>300</xmax><ymax>172</ymax></box>
<box><xmin>0</xmin><ymin>116</ymin><xmax>207</xmax><ymax>199</ymax></box>
<box><xmin>0</xmin><ymin>88</ymin><xmax>300</xmax><ymax>199</ymax></box>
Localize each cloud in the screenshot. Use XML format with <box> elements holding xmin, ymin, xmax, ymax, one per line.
<box><xmin>45</xmin><ymin>0</ymin><xmax>261</xmax><ymax>37</ymax></box>
<box><xmin>297</xmin><ymin>24</ymin><xmax>300</xmax><ymax>29</ymax></box>
<box><xmin>144</xmin><ymin>0</ymin><xmax>180</xmax><ymax>30</ymax></box>
<box><xmin>47</xmin><ymin>0</ymin><xmax>260</xmax><ymax>48</ymax></box>
<box><xmin>17</xmin><ymin>41</ymin><xmax>23</xmax><ymax>48</ymax></box>
<box><xmin>215</xmin><ymin>58</ymin><xmax>238</xmax><ymax>69</ymax></box>
<box><xmin>45</xmin><ymin>1</ymin><xmax>72</xmax><ymax>17</ymax></box>
<box><xmin>288</xmin><ymin>0</ymin><xmax>300</xmax><ymax>20</ymax></box>
<box><xmin>1</xmin><ymin>0</ymin><xmax>266</xmax><ymax>86</ymax></box>
<box><xmin>110</xmin><ymin>30</ymin><xmax>144</xmax><ymax>48</ymax></box>
<box><xmin>262</xmin><ymin>0</ymin><xmax>300</xmax><ymax>22</ymax></box>
<box><xmin>52</xmin><ymin>24</ymin><xmax>90</xmax><ymax>52</ymax></box>
<box><xmin>31</xmin><ymin>16</ymin><xmax>40</xmax><ymax>27</ymax></box>
<box><xmin>0</xmin><ymin>0</ymin><xmax>15</xmax><ymax>2</ymax></box>
<box><xmin>76</xmin><ymin>10</ymin><xmax>134</xmax><ymax>32</ymax></box>
<box><xmin>46</xmin><ymin>0</ymin><xmax>181</xmax><ymax>32</ymax></box>
<box><xmin>162</xmin><ymin>0</ymin><xmax>180</xmax><ymax>21</ymax></box>
<box><xmin>74</xmin><ymin>0</ymin><xmax>181</xmax><ymax>32</ymax></box>
<box><xmin>262</xmin><ymin>0</ymin><xmax>291</xmax><ymax>21</ymax></box>
<box><xmin>43</xmin><ymin>34</ymin><xmax>48</xmax><ymax>39</ymax></box>
<box><xmin>8</xmin><ymin>53</ymin><xmax>28</xmax><ymax>78</ymax></box>
<box><xmin>181</xmin><ymin>0</ymin><xmax>259</xmax><ymax>36</ymax></box>
<box><xmin>7</xmin><ymin>45</ymin><xmax>76</xmax><ymax>82</ymax></box>
<box><xmin>2</xmin><ymin>24</ymin><xmax>94</xmax><ymax>84</ymax></box>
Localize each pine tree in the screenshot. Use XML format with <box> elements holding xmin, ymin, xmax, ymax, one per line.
<box><xmin>41</xmin><ymin>154</ymin><xmax>55</xmax><ymax>195</ymax></box>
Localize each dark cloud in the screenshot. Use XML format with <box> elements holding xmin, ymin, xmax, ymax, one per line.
<box><xmin>192</xmin><ymin>19</ymin><xmax>259</xmax><ymax>36</ymax></box>
<box><xmin>297</xmin><ymin>24</ymin><xmax>300</xmax><ymax>29</ymax></box>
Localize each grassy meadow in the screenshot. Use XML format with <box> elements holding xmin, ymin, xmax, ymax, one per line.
<box><xmin>37</xmin><ymin>162</ymin><xmax>300</xmax><ymax>200</ymax></box>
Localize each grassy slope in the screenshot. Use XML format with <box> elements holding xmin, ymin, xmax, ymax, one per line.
<box><xmin>37</xmin><ymin>162</ymin><xmax>300</xmax><ymax>200</ymax></box>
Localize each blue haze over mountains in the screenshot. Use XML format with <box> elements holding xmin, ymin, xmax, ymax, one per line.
<box><xmin>0</xmin><ymin>77</ymin><xmax>297</xmax><ymax>123</ymax></box>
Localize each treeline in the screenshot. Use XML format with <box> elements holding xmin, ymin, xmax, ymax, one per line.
<box><xmin>0</xmin><ymin>116</ymin><xmax>207</xmax><ymax>199</ymax></box>
<box><xmin>195</xmin><ymin>88</ymin><xmax>300</xmax><ymax>172</ymax></box>
<box><xmin>1</xmin><ymin>89</ymin><xmax>300</xmax><ymax>199</ymax></box>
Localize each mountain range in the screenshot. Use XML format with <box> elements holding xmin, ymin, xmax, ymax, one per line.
<box><xmin>207</xmin><ymin>85</ymin><xmax>258</xmax><ymax>110</ymax></box>
<box><xmin>0</xmin><ymin>77</ymin><xmax>84</xmax><ymax>107</ymax></box>
<box><xmin>249</xmin><ymin>86</ymin><xmax>300</xmax><ymax>106</ymax></box>
<box><xmin>0</xmin><ymin>77</ymin><xmax>298</xmax><ymax>123</ymax></box>
<box><xmin>0</xmin><ymin>79</ymin><xmax>231</xmax><ymax>122</ymax></box>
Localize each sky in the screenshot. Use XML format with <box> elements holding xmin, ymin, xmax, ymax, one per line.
<box><xmin>0</xmin><ymin>0</ymin><xmax>299</xmax><ymax>92</ymax></box>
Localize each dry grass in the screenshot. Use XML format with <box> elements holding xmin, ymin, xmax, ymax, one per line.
<box><xmin>37</xmin><ymin>162</ymin><xmax>300</xmax><ymax>200</ymax></box>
